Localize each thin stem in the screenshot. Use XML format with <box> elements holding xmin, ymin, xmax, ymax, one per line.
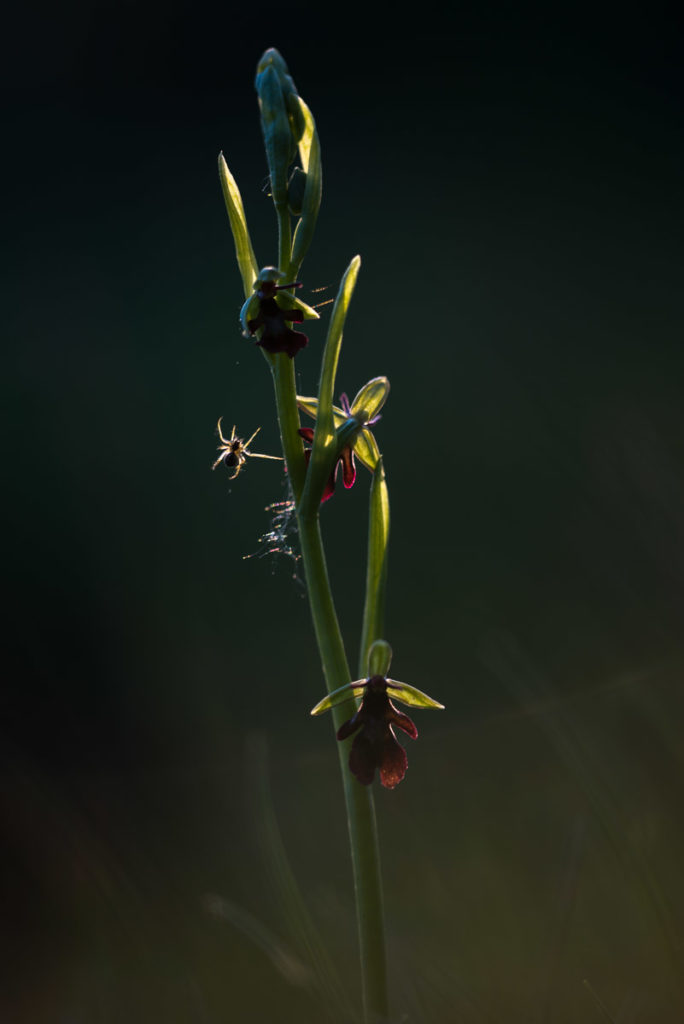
<box><xmin>277</xmin><ymin>204</ymin><xmax>292</xmax><ymax>276</ymax></box>
<box><xmin>271</xmin><ymin>354</ymin><xmax>306</xmax><ymax>502</ymax></box>
<box><xmin>297</xmin><ymin>509</ymin><xmax>388</xmax><ymax>1023</ymax></box>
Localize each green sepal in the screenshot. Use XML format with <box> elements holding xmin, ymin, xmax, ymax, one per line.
<box><xmin>239</xmin><ymin>293</ymin><xmax>260</xmax><ymax>335</ymax></box>
<box><xmin>386</xmin><ymin>680</ymin><xmax>445</xmax><ymax>710</ymax></box>
<box><xmin>350</xmin><ymin>377</ymin><xmax>390</xmax><ymax>424</ymax></box>
<box><xmin>296</xmin><ymin>401</ymin><xmax>382</xmax><ymax>474</ymax></box>
<box><xmin>353</xmin><ymin>429</ymin><xmax>381</xmax><ymax>473</ymax></box>
<box><xmin>296</xmin><ymin>395</ymin><xmax>344</xmax><ymax>425</ymax></box>
<box><xmin>310</xmin><ymin>681</ymin><xmax>367</xmax><ymax>716</ymax></box>
<box><xmin>277</xmin><ymin>292</ymin><xmax>320</xmax><ymax>321</ymax></box>
<box><xmin>367</xmin><ymin>640</ymin><xmax>392</xmax><ymax>678</ymax></box>
<box><xmin>218</xmin><ymin>154</ymin><xmax>259</xmax><ymax>300</ymax></box>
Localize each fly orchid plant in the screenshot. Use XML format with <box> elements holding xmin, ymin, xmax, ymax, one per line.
<box><xmin>215</xmin><ymin>49</ymin><xmax>444</xmax><ymax>1023</ymax></box>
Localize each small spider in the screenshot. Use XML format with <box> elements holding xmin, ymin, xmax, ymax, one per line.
<box><xmin>212</xmin><ymin>418</ymin><xmax>282</xmax><ymax>480</ymax></box>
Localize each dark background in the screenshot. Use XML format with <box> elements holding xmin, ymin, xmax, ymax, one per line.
<box><xmin>4</xmin><ymin>4</ymin><xmax>684</xmax><ymax>1022</ymax></box>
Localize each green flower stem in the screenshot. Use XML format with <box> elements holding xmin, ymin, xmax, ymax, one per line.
<box><xmin>297</xmin><ymin>508</ymin><xmax>389</xmax><ymax>1023</ymax></box>
<box><xmin>271</xmin><ymin>353</ymin><xmax>306</xmax><ymax>502</ymax></box>
<box><xmin>277</xmin><ymin>205</ymin><xmax>292</xmax><ymax>280</ymax></box>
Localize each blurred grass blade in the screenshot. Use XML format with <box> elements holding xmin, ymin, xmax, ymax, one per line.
<box><xmin>218</xmin><ymin>154</ymin><xmax>259</xmax><ymax>299</ymax></box>
<box><xmin>300</xmin><ymin>256</ymin><xmax>361</xmax><ymax>514</ymax></box>
<box><xmin>204</xmin><ymin>893</ymin><xmax>313</xmax><ymax>988</ymax></box>
<box><xmin>246</xmin><ymin>735</ymin><xmax>352</xmax><ymax>1019</ymax></box>
<box><xmin>359</xmin><ymin>457</ymin><xmax>390</xmax><ymax>676</ymax></box>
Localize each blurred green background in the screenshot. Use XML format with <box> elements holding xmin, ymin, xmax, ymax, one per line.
<box><xmin>4</xmin><ymin>5</ymin><xmax>684</xmax><ymax>1021</ymax></box>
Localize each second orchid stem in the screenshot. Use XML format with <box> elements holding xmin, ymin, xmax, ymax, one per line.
<box><xmin>296</xmin><ymin>509</ymin><xmax>388</xmax><ymax>1022</ymax></box>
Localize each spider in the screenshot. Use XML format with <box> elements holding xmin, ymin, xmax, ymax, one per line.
<box><xmin>212</xmin><ymin>418</ymin><xmax>282</xmax><ymax>480</ymax></box>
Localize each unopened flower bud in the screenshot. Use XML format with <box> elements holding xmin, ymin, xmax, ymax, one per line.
<box><xmin>368</xmin><ymin>639</ymin><xmax>393</xmax><ymax>678</ymax></box>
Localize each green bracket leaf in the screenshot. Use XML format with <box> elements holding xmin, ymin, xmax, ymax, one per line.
<box><xmin>299</xmin><ymin>255</ymin><xmax>361</xmax><ymax>516</ymax></box>
<box><xmin>359</xmin><ymin>457</ymin><xmax>390</xmax><ymax>675</ymax></box>
<box><xmin>289</xmin><ymin>97</ymin><xmax>322</xmax><ymax>278</ymax></box>
<box><xmin>218</xmin><ymin>154</ymin><xmax>259</xmax><ymax>300</ymax></box>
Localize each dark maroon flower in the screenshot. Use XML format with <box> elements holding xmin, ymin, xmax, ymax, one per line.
<box><xmin>297</xmin><ymin>423</ymin><xmax>356</xmax><ymax>503</ymax></box>
<box><xmin>336</xmin><ymin>676</ymin><xmax>418</xmax><ymax>789</ymax></box>
<box><xmin>247</xmin><ymin>278</ymin><xmax>309</xmax><ymax>358</ymax></box>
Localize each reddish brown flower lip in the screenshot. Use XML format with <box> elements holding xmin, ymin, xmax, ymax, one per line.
<box><xmin>298</xmin><ymin>428</ymin><xmax>356</xmax><ymax>503</ymax></box>
<box><xmin>336</xmin><ymin>676</ymin><xmax>418</xmax><ymax>789</ymax></box>
<box><xmin>247</xmin><ymin>280</ymin><xmax>309</xmax><ymax>358</ymax></box>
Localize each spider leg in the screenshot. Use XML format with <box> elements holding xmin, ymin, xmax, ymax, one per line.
<box><xmin>216</xmin><ymin>417</ymin><xmax>230</xmax><ymax>444</ymax></box>
<box><xmin>211</xmin><ymin>449</ymin><xmax>228</xmax><ymax>470</ymax></box>
<box><xmin>228</xmin><ymin>458</ymin><xmax>244</xmax><ymax>481</ymax></box>
<box><xmin>246</xmin><ymin>453</ymin><xmax>283</xmax><ymax>461</ymax></box>
<box><xmin>243</xmin><ymin>426</ymin><xmax>262</xmax><ymax>449</ymax></box>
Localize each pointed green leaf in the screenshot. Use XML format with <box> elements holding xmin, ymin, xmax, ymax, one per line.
<box><xmin>359</xmin><ymin>457</ymin><xmax>390</xmax><ymax>674</ymax></box>
<box><xmin>386</xmin><ymin>680</ymin><xmax>445</xmax><ymax>710</ymax></box>
<box><xmin>290</xmin><ymin>97</ymin><xmax>322</xmax><ymax>276</ymax></box>
<box><xmin>310</xmin><ymin>681</ymin><xmax>367</xmax><ymax>716</ymax></box>
<box><xmin>299</xmin><ymin>256</ymin><xmax>361</xmax><ymax>514</ymax></box>
<box><xmin>350</xmin><ymin>377</ymin><xmax>390</xmax><ymax>424</ymax></box>
<box><xmin>218</xmin><ymin>154</ymin><xmax>259</xmax><ymax>299</ymax></box>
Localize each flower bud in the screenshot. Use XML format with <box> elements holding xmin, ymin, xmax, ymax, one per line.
<box><xmin>367</xmin><ymin>639</ymin><xmax>393</xmax><ymax>678</ymax></box>
<box><xmin>287</xmin><ymin>167</ymin><xmax>307</xmax><ymax>216</ymax></box>
<box><xmin>255</xmin><ymin>63</ymin><xmax>293</xmax><ymax>209</ymax></box>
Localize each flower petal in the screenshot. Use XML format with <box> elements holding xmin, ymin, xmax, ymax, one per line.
<box><xmin>320</xmin><ymin>467</ymin><xmax>338</xmax><ymax>502</ymax></box>
<box><xmin>347</xmin><ymin>732</ymin><xmax>378</xmax><ymax>785</ymax></box>
<box><xmin>379</xmin><ymin>729</ymin><xmax>408</xmax><ymax>789</ymax></box>
<box><xmin>340</xmin><ymin>446</ymin><xmax>356</xmax><ymax>489</ymax></box>
<box><xmin>337</xmin><ymin>713</ymin><xmax>363</xmax><ymax>741</ymax></box>
<box><xmin>387</xmin><ymin>702</ymin><xmax>418</xmax><ymax>739</ymax></box>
